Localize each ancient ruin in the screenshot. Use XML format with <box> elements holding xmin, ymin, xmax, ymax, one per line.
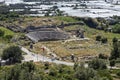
<box><xmin>26</xmin><ymin>26</ymin><xmax>70</xmax><ymax>42</ymax></box>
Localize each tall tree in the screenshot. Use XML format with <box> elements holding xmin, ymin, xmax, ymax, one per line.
<box><xmin>2</xmin><ymin>46</ymin><xmax>23</xmax><ymax>64</ymax></box>
<box><xmin>110</xmin><ymin>41</ymin><xmax>120</xmax><ymax>59</ymax></box>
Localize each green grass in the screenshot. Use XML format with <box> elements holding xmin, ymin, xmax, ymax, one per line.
<box><xmin>0</xmin><ymin>27</ymin><xmax>14</xmax><ymax>36</ymax></box>
<box><xmin>110</xmin><ymin>69</ymin><xmax>120</xmax><ymax>74</ymax></box>
<box><xmin>64</xmin><ymin>25</ymin><xmax>120</xmax><ymax>42</ymax></box>
<box><xmin>54</xmin><ymin>16</ymin><xmax>78</xmax><ymax>23</ymax></box>
<box><xmin>0</xmin><ymin>27</ymin><xmax>16</xmax><ymax>44</ymax></box>
<box><xmin>84</xmin><ymin>26</ymin><xmax>120</xmax><ymax>42</ymax></box>
<box><xmin>0</xmin><ymin>27</ymin><xmax>15</xmax><ymax>55</ymax></box>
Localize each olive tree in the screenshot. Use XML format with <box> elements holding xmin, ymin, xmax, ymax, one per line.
<box><xmin>1</xmin><ymin>46</ymin><xmax>23</xmax><ymax>64</ymax></box>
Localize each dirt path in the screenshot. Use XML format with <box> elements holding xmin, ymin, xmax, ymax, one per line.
<box><xmin>21</xmin><ymin>47</ymin><xmax>120</xmax><ymax>69</ymax></box>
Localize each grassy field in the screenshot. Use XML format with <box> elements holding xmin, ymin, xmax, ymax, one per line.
<box><xmin>84</xmin><ymin>26</ymin><xmax>120</xmax><ymax>42</ymax></box>
<box><xmin>32</xmin><ymin>40</ymin><xmax>111</xmax><ymax>58</ymax></box>
<box><xmin>0</xmin><ymin>27</ymin><xmax>15</xmax><ymax>43</ymax></box>
<box><xmin>54</xmin><ymin>16</ymin><xmax>78</xmax><ymax>22</ymax></box>
<box><xmin>64</xmin><ymin>25</ymin><xmax>120</xmax><ymax>41</ymax></box>
<box><xmin>0</xmin><ymin>27</ymin><xmax>14</xmax><ymax>36</ymax></box>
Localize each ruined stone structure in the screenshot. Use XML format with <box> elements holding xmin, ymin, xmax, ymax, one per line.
<box><xmin>26</xmin><ymin>26</ymin><xmax>70</xmax><ymax>42</ymax></box>
<box><xmin>7</xmin><ymin>25</ymin><xmax>24</xmax><ymax>32</ymax></box>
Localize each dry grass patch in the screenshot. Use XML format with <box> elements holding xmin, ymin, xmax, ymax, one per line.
<box><xmin>32</xmin><ymin>39</ymin><xmax>111</xmax><ymax>58</ymax></box>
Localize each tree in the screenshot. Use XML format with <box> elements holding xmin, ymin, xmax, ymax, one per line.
<box><xmin>109</xmin><ymin>60</ymin><xmax>115</xmax><ymax>68</ymax></box>
<box><xmin>83</xmin><ymin>17</ymin><xmax>99</xmax><ymax>28</ymax></box>
<box><xmin>45</xmin><ymin>10</ymin><xmax>50</xmax><ymax>16</ymax></box>
<box><xmin>101</xmin><ymin>37</ymin><xmax>108</xmax><ymax>44</ymax></box>
<box><xmin>98</xmin><ymin>53</ymin><xmax>108</xmax><ymax>59</ymax></box>
<box><xmin>1</xmin><ymin>46</ymin><xmax>23</xmax><ymax>64</ymax></box>
<box><xmin>89</xmin><ymin>58</ymin><xmax>107</xmax><ymax>70</ymax></box>
<box><xmin>96</xmin><ymin>35</ymin><xmax>101</xmax><ymax>41</ymax></box>
<box><xmin>3</xmin><ymin>62</ymin><xmax>36</xmax><ymax>80</ymax></box>
<box><xmin>112</xmin><ymin>37</ymin><xmax>118</xmax><ymax>44</ymax></box>
<box><xmin>52</xmin><ymin>6</ymin><xmax>58</xmax><ymax>10</ymax></box>
<box><xmin>21</xmin><ymin>62</ymin><xmax>35</xmax><ymax>72</ymax></box>
<box><xmin>112</xmin><ymin>24</ymin><xmax>120</xmax><ymax>33</ymax></box>
<box><xmin>110</xmin><ymin>42</ymin><xmax>120</xmax><ymax>60</ymax></box>
<box><xmin>0</xmin><ymin>29</ymin><xmax>4</xmax><ymax>37</ymax></box>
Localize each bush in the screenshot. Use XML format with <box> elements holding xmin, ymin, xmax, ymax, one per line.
<box><xmin>98</xmin><ymin>70</ymin><xmax>113</xmax><ymax>80</ymax></box>
<box><xmin>4</xmin><ymin>35</ymin><xmax>13</xmax><ymax>41</ymax></box>
<box><xmin>74</xmin><ymin>68</ymin><xmax>97</xmax><ymax>80</ymax></box>
<box><xmin>116</xmin><ymin>71</ymin><xmax>120</xmax><ymax>77</ymax></box>
<box><xmin>84</xmin><ymin>17</ymin><xmax>99</xmax><ymax>28</ymax></box>
<box><xmin>89</xmin><ymin>58</ymin><xmax>107</xmax><ymax>70</ymax></box>
<box><xmin>112</xmin><ymin>24</ymin><xmax>120</xmax><ymax>33</ymax></box>
<box><xmin>0</xmin><ymin>29</ymin><xmax>4</xmax><ymax>37</ymax></box>
<box><xmin>96</xmin><ymin>35</ymin><xmax>102</xmax><ymax>41</ymax></box>
<box><xmin>21</xmin><ymin>62</ymin><xmax>35</xmax><ymax>72</ymax></box>
<box><xmin>44</xmin><ymin>62</ymin><xmax>50</xmax><ymax>69</ymax></box>
<box><xmin>1</xmin><ymin>62</ymin><xmax>36</xmax><ymax>80</ymax></box>
<box><xmin>112</xmin><ymin>37</ymin><xmax>118</xmax><ymax>44</ymax></box>
<box><xmin>49</xmin><ymin>68</ymin><xmax>57</xmax><ymax>76</ymax></box>
<box><xmin>110</xmin><ymin>42</ymin><xmax>120</xmax><ymax>60</ymax></box>
<box><xmin>110</xmin><ymin>60</ymin><xmax>115</xmax><ymax>68</ymax></box>
<box><xmin>101</xmin><ymin>37</ymin><xmax>108</xmax><ymax>43</ymax></box>
<box><xmin>99</xmin><ymin>53</ymin><xmax>108</xmax><ymax>59</ymax></box>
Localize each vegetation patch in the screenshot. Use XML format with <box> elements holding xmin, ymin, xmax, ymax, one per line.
<box><xmin>0</xmin><ymin>27</ymin><xmax>14</xmax><ymax>36</ymax></box>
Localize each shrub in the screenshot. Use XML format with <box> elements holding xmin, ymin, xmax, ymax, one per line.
<box><xmin>4</xmin><ymin>35</ymin><xmax>13</xmax><ymax>41</ymax></box>
<box><xmin>96</xmin><ymin>35</ymin><xmax>102</xmax><ymax>41</ymax></box>
<box><xmin>109</xmin><ymin>60</ymin><xmax>115</xmax><ymax>68</ymax></box>
<box><xmin>99</xmin><ymin>53</ymin><xmax>108</xmax><ymax>59</ymax></box>
<box><xmin>44</xmin><ymin>62</ymin><xmax>50</xmax><ymax>69</ymax></box>
<box><xmin>112</xmin><ymin>24</ymin><xmax>120</xmax><ymax>33</ymax></box>
<box><xmin>116</xmin><ymin>71</ymin><xmax>120</xmax><ymax>77</ymax></box>
<box><xmin>98</xmin><ymin>70</ymin><xmax>113</xmax><ymax>80</ymax></box>
<box><xmin>49</xmin><ymin>68</ymin><xmax>57</xmax><ymax>76</ymax></box>
<box><xmin>101</xmin><ymin>37</ymin><xmax>108</xmax><ymax>43</ymax></box>
<box><xmin>89</xmin><ymin>58</ymin><xmax>107</xmax><ymax>70</ymax></box>
<box><xmin>112</xmin><ymin>37</ymin><xmax>118</xmax><ymax>44</ymax></box>
<box><xmin>0</xmin><ymin>29</ymin><xmax>4</xmax><ymax>37</ymax></box>
<box><xmin>84</xmin><ymin>17</ymin><xmax>99</xmax><ymax>28</ymax></box>
<box><xmin>74</xmin><ymin>68</ymin><xmax>97</xmax><ymax>80</ymax></box>
<box><xmin>110</xmin><ymin>42</ymin><xmax>120</xmax><ymax>60</ymax></box>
